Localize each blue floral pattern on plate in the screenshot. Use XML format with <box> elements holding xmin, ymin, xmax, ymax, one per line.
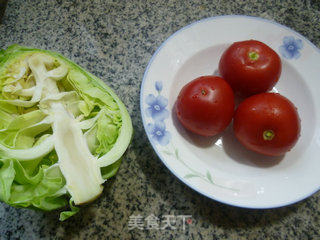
<box><xmin>155</xmin><ymin>81</ymin><xmax>163</xmax><ymax>92</ymax></box>
<box><xmin>145</xmin><ymin>81</ymin><xmax>171</xmax><ymax>146</ymax></box>
<box><xmin>279</xmin><ymin>36</ymin><xmax>303</xmax><ymax>59</ymax></box>
<box><xmin>145</xmin><ymin>94</ymin><xmax>169</xmax><ymax>121</ymax></box>
<box><xmin>147</xmin><ymin>121</ymin><xmax>171</xmax><ymax>146</ymax></box>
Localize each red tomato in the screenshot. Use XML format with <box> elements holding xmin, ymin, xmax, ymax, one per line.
<box><xmin>219</xmin><ymin>40</ymin><xmax>282</xmax><ymax>97</ymax></box>
<box><xmin>175</xmin><ymin>76</ymin><xmax>234</xmax><ymax>137</ymax></box>
<box><xmin>233</xmin><ymin>93</ymin><xmax>300</xmax><ymax>156</ymax></box>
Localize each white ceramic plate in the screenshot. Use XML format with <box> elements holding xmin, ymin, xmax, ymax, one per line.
<box><xmin>140</xmin><ymin>15</ymin><xmax>320</xmax><ymax>208</ymax></box>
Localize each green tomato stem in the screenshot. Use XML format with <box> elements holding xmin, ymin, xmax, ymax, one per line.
<box><xmin>248</xmin><ymin>51</ymin><xmax>259</xmax><ymax>61</ymax></box>
<box><xmin>263</xmin><ymin>130</ymin><xmax>275</xmax><ymax>141</ymax></box>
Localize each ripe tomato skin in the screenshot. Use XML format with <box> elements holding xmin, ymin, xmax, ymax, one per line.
<box><xmin>219</xmin><ymin>40</ymin><xmax>282</xmax><ymax>97</ymax></box>
<box><xmin>233</xmin><ymin>93</ymin><xmax>301</xmax><ymax>156</ymax></box>
<box><xmin>176</xmin><ymin>76</ymin><xmax>234</xmax><ymax>137</ymax></box>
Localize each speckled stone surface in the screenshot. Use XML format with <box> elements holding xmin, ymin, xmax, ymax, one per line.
<box><xmin>0</xmin><ymin>0</ymin><xmax>320</xmax><ymax>239</ymax></box>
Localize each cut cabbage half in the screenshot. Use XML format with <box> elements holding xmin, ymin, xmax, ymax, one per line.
<box><xmin>0</xmin><ymin>45</ymin><xmax>133</xmax><ymax>220</ymax></box>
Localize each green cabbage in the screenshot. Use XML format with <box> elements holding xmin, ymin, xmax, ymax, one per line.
<box><xmin>0</xmin><ymin>45</ymin><xmax>133</xmax><ymax>220</ymax></box>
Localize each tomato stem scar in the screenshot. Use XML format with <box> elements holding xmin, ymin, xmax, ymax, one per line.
<box><xmin>201</xmin><ymin>89</ymin><xmax>207</xmax><ymax>95</ymax></box>
<box><xmin>248</xmin><ymin>51</ymin><xmax>259</xmax><ymax>61</ymax></box>
<box><xmin>263</xmin><ymin>130</ymin><xmax>275</xmax><ymax>140</ymax></box>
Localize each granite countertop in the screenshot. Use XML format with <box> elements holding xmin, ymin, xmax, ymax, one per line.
<box><xmin>0</xmin><ymin>0</ymin><xmax>320</xmax><ymax>239</ymax></box>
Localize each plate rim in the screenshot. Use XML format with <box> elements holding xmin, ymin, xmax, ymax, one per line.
<box><xmin>140</xmin><ymin>14</ymin><xmax>320</xmax><ymax>209</ymax></box>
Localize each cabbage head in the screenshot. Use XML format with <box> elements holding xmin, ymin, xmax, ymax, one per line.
<box><xmin>0</xmin><ymin>45</ymin><xmax>133</xmax><ymax>220</ymax></box>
